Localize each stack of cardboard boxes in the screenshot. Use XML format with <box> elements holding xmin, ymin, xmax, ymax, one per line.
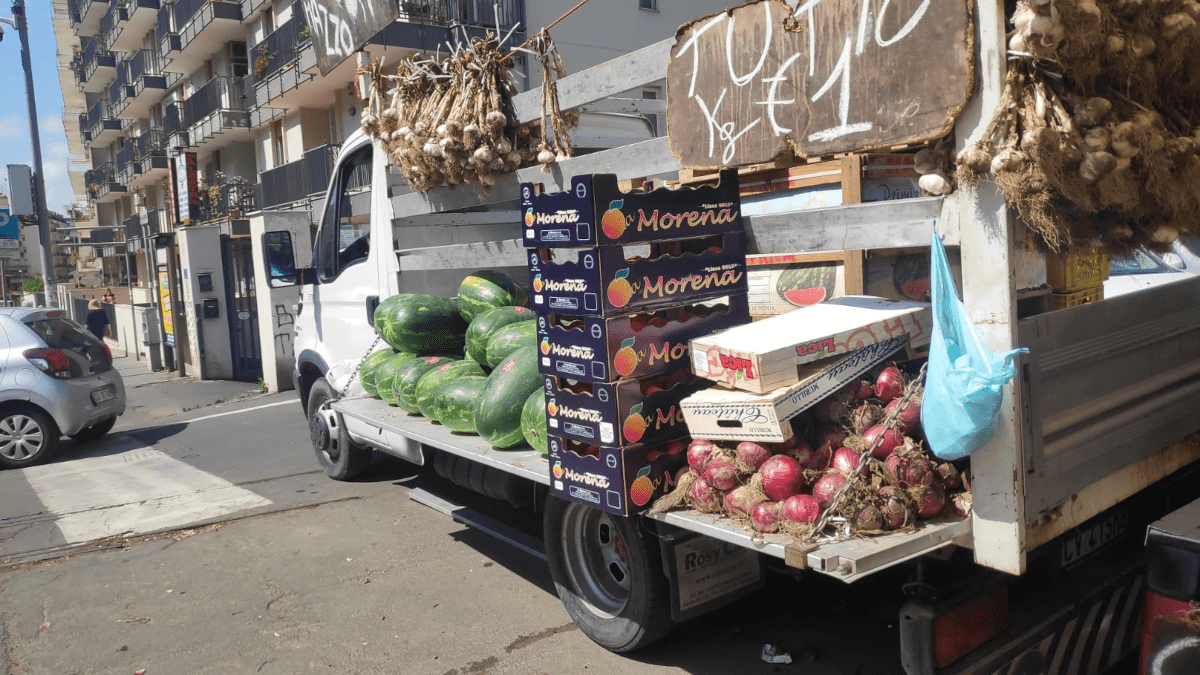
<box><xmin>521</xmin><ymin>171</ymin><xmax>750</xmax><ymax>515</ymax></box>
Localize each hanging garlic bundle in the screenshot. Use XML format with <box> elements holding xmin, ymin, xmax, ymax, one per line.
<box><xmin>912</xmin><ymin>142</ymin><xmax>955</xmax><ymax>196</ymax></box>
<box><xmin>528</xmin><ymin>32</ymin><xmax>578</xmax><ymax>172</ymax></box>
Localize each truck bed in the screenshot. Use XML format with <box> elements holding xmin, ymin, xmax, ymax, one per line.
<box><xmin>332</xmin><ymin>396</ymin><xmax>971</xmax><ymax>583</ymax></box>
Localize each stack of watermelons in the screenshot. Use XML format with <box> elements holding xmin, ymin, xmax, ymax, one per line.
<box><xmin>355</xmin><ymin>270</ymin><xmax>547</xmax><ymax>453</ymax></box>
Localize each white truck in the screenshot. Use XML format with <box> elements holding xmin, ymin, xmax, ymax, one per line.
<box><xmin>264</xmin><ymin>5</ymin><xmax>1200</xmax><ymax>672</ymax></box>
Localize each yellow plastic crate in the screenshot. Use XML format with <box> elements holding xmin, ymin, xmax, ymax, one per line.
<box><xmin>1046</xmin><ymin>248</ymin><xmax>1110</xmax><ymax>292</ymax></box>
<box><xmin>1051</xmin><ymin>285</ymin><xmax>1104</xmax><ymax>310</ymax></box>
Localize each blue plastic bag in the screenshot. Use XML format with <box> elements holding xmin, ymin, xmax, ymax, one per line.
<box><xmin>921</xmin><ymin>234</ymin><xmax>1028</xmax><ymax>460</ymax></box>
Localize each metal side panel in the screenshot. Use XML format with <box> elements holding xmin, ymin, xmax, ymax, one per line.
<box><xmin>333</xmin><ymin>397</ymin><xmax>550</xmax><ymax>485</ymax></box>
<box><xmin>1018</xmin><ymin>276</ymin><xmax>1200</xmax><ymax>529</ymax></box>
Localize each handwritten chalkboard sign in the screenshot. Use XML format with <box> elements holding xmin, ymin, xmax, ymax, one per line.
<box><xmin>301</xmin><ymin>0</ymin><xmax>399</xmax><ymax>75</ymax></box>
<box><xmin>666</xmin><ymin>0</ymin><xmax>973</xmax><ymax>168</ymax></box>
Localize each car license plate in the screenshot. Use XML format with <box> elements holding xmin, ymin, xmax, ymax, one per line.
<box><xmin>1061</xmin><ymin>507</ymin><xmax>1128</xmax><ymax>568</ymax></box>
<box><xmin>91</xmin><ymin>387</ymin><xmax>116</xmax><ymax>405</ymax></box>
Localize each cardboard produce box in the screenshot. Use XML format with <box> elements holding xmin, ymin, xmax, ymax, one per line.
<box><xmin>528</xmin><ymin>231</ymin><xmax>747</xmax><ymax>316</ymax></box>
<box><xmin>689</xmin><ymin>296</ymin><xmax>931</xmax><ymax>393</ymax></box>
<box><xmin>746</xmin><ymin>251</ymin><xmax>864</xmax><ymax>318</ymax></box>
<box><xmin>544</xmin><ymin>371</ymin><xmax>704</xmax><ymax>448</ymax></box>
<box><xmin>521</xmin><ymin>169</ymin><xmax>743</xmax><ymax>247</ymax></box>
<box><xmin>680</xmin><ymin>337</ymin><xmax>908</xmax><ymax>442</ymax></box>
<box><xmin>535</xmin><ymin>294</ymin><xmax>750</xmax><ymax>383</ymax></box>
<box><xmin>548</xmin><ymin>434</ymin><xmax>687</xmax><ymax>516</ymax></box>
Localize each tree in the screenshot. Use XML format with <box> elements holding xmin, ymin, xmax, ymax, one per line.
<box><xmin>22</xmin><ymin>276</ymin><xmax>44</xmax><ymax>293</ymax></box>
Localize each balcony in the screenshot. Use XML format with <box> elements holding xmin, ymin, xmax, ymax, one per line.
<box><xmin>184</xmin><ymin>76</ymin><xmax>251</xmax><ymax>148</ymax></box>
<box><xmin>120</xmin><ymin>49</ymin><xmax>169</xmax><ymax>120</ymax></box>
<box><xmin>256</xmin><ymin>143</ymin><xmax>338</xmax><ymax>210</ymax></box>
<box><xmin>129</xmin><ymin>129</ymin><xmax>169</xmax><ymax>185</ymax></box>
<box><xmin>99</xmin><ymin>2</ymin><xmax>120</xmax><ymax>51</ymax></box>
<box><xmin>123</xmin><ymin>209</ymin><xmax>165</xmax><ymax>247</ymax></box>
<box><xmin>251</xmin><ymin>5</ymin><xmax>313</xmax><ymax>108</ymax></box>
<box><xmin>68</xmin><ymin>0</ymin><xmax>109</xmax><ymax>35</ymax></box>
<box><xmin>75</xmin><ymin>36</ymin><xmax>118</xmax><ymax>94</ymax></box>
<box><xmin>86</xmin><ymin>162</ymin><xmax>127</xmax><ymax>203</ymax></box>
<box><xmin>107</xmin><ymin>59</ymin><xmax>129</xmax><ymax>115</ymax></box>
<box><xmin>115</xmin><ymin>141</ymin><xmax>135</xmax><ymax>184</ymax></box>
<box><xmin>371</xmin><ymin>0</ymin><xmax>525</xmax><ymax>49</ymax></box>
<box><xmin>86</xmin><ymin>98</ymin><xmax>124</xmax><ymax>146</ymax></box>
<box><xmin>241</xmin><ymin>0</ymin><xmax>269</xmax><ymax>20</ymax></box>
<box><xmin>78</xmin><ymin>113</ymin><xmax>92</xmax><ymax>146</ymax></box>
<box><xmin>160</xmin><ymin>0</ymin><xmax>243</xmax><ymax>74</ymax></box>
<box><xmin>111</xmin><ymin>0</ymin><xmax>163</xmax><ymax>52</ymax></box>
<box><xmin>163</xmin><ymin>101</ymin><xmax>189</xmax><ymax>149</ymax></box>
<box><xmin>196</xmin><ymin>176</ymin><xmax>256</xmax><ymax>223</ymax></box>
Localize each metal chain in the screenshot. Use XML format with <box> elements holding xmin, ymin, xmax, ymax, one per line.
<box><xmin>802</xmin><ymin>361</ymin><xmax>929</xmax><ymax>543</ymax></box>
<box><xmin>329</xmin><ymin>334</ymin><xmax>384</xmax><ymax>406</ymax></box>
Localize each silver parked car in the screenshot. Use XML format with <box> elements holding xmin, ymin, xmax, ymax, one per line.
<box><xmin>0</xmin><ymin>308</ymin><xmax>125</xmax><ymax>469</ymax></box>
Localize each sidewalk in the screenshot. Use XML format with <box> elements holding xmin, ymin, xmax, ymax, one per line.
<box><xmin>111</xmin><ymin>351</ymin><xmax>268</xmax><ymax>431</ymax></box>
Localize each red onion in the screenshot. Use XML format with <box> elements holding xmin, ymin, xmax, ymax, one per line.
<box><xmin>723</xmin><ymin>485</ymin><xmax>763</xmax><ymax>516</ymax></box>
<box><xmin>781</xmin><ymin>439</ymin><xmax>813</xmax><ymax>465</ymax></box>
<box><xmin>831</xmin><ymin>447</ymin><xmax>861</xmax><ymax>476</ymax></box>
<box><xmin>915</xmin><ymin>484</ymin><xmax>946</xmax><ymax>518</ymax></box>
<box><xmin>816</xmin><ymin>424</ymin><xmax>847</xmax><ymax>449</ymax></box>
<box><xmin>702</xmin><ymin>456</ymin><xmax>740</xmax><ymax>491</ymax></box>
<box><xmin>849</xmin><ymin>402</ymin><xmax>883</xmax><ymax>432</ymax></box>
<box><xmin>812</xmin><ymin>472</ymin><xmax>849</xmax><ymax>509</ymax></box>
<box><xmin>851</xmin><ymin>378</ymin><xmax>875</xmax><ymax>399</ymax></box>
<box><xmin>780</xmin><ymin>494</ymin><xmax>822</xmax><ymax>524</ymax></box>
<box><xmin>735</xmin><ymin>441</ymin><xmax>773</xmax><ymax>471</ymax></box>
<box><xmin>878</xmin><ymin>486</ymin><xmax>914</xmax><ymax>529</ymax></box>
<box><xmin>815</xmin><ymin>397</ymin><xmax>848</xmax><ymax>422</ymax></box>
<box><xmin>948</xmin><ymin>492</ymin><xmax>972</xmax><ymax>517</ymax></box>
<box><xmin>854</xmin><ymin>504</ymin><xmax>884</xmax><ymax>531</ymax></box>
<box><xmin>863</xmin><ymin>424</ymin><xmax>904</xmax><ymax>460</ymax></box>
<box><xmin>884</xmin><ymin>397</ymin><xmax>921</xmax><ymax>431</ymax></box>
<box><xmin>750</xmin><ymin>501</ymin><xmax>781</xmax><ymax>533</ymax></box>
<box><xmin>687</xmin><ymin>439</ymin><xmax>716</xmax><ymax>471</ymax></box>
<box><xmin>936</xmin><ymin>463</ymin><xmax>962</xmax><ymax>490</ymax></box>
<box><xmin>688</xmin><ymin>476</ymin><xmax>722</xmax><ymax>513</ymax></box>
<box><xmin>806</xmin><ymin>442</ymin><xmax>833</xmax><ymax>471</ymax></box>
<box><xmin>884</xmin><ymin>453</ymin><xmax>934</xmax><ymax>488</ymax></box>
<box><xmin>759</xmin><ymin>455</ymin><xmax>805</xmax><ymax>502</ymax></box>
<box><xmin>874</xmin><ymin>366</ymin><xmax>906</xmax><ymax>403</ymax></box>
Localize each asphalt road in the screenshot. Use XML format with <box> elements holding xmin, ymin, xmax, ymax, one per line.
<box><xmin>0</xmin><ymin>394</ymin><xmax>909</xmax><ymax>674</ymax></box>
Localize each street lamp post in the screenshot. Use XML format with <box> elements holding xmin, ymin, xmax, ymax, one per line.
<box><xmin>2</xmin><ymin>0</ymin><xmax>57</xmax><ymax>307</ymax></box>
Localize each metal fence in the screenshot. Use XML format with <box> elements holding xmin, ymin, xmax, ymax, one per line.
<box><xmin>251</xmin><ymin>4</ymin><xmax>307</xmax><ymax>80</ymax></box>
<box><xmin>257</xmin><ymin>142</ymin><xmax>338</xmax><ymax>209</ymax></box>
<box><xmin>183</xmin><ymin>75</ymin><xmax>248</xmax><ymax>123</ymax></box>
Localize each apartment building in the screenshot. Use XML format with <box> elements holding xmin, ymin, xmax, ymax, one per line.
<box><xmin>53</xmin><ymin>0</ymin><xmax>731</xmax><ymax>382</ymax></box>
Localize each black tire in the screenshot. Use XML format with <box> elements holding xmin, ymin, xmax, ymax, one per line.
<box><xmin>0</xmin><ymin>405</ymin><xmax>60</xmax><ymax>469</ymax></box>
<box><xmin>543</xmin><ymin>496</ymin><xmax>674</xmax><ymax>652</ymax></box>
<box><xmin>69</xmin><ymin>416</ymin><xmax>117</xmax><ymax>441</ymax></box>
<box><xmin>307</xmin><ymin>378</ymin><xmax>371</xmax><ymax>481</ymax></box>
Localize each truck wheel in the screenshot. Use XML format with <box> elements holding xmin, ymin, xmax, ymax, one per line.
<box><xmin>307</xmin><ymin>378</ymin><xmax>371</xmax><ymax>481</ymax></box>
<box><xmin>543</xmin><ymin>496</ymin><xmax>674</xmax><ymax>652</ymax></box>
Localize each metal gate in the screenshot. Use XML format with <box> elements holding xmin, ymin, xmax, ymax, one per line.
<box><xmin>221</xmin><ymin>236</ymin><xmax>262</xmax><ymax>382</ymax></box>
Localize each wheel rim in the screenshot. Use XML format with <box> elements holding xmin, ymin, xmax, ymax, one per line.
<box><xmin>560</xmin><ymin>503</ymin><xmax>631</xmax><ymax>618</ymax></box>
<box><xmin>310</xmin><ymin>397</ymin><xmax>340</xmax><ymax>463</ymax></box>
<box><xmin>0</xmin><ymin>414</ymin><xmax>46</xmax><ymax>462</ymax></box>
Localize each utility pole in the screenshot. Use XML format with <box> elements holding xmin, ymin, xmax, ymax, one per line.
<box><xmin>7</xmin><ymin>0</ymin><xmax>57</xmax><ymax>307</ymax></box>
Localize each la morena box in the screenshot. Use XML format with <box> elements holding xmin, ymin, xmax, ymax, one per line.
<box><xmin>547</xmin><ymin>434</ymin><xmax>687</xmax><ymax>516</ymax></box>
<box><xmin>543</xmin><ymin>370</ymin><xmax>705</xmax><ymax>448</ymax></box>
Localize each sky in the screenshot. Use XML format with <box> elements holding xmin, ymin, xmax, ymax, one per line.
<box><xmin>0</xmin><ymin>1</ymin><xmax>75</xmax><ymax>217</ymax></box>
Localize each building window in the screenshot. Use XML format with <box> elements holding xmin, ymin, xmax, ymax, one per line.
<box><xmin>262</xmin><ymin>8</ymin><xmax>275</xmax><ymax>35</ymax></box>
<box><xmin>639</xmin><ymin>0</ymin><xmax>658</xmax><ymax>10</ymax></box>
<box><xmin>272</xmin><ymin>120</ymin><xmax>286</xmax><ymax>166</ymax></box>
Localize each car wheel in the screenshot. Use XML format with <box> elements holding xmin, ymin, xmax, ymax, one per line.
<box><xmin>0</xmin><ymin>406</ymin><xmax>60</xmax><ymax>469</ymax></box>
<box><xmin>307</xmin><ymin>377</ymin><xmax>371</xmax><ymax>481</ymax></box>
<box><xmin>543</xmin><ymin>496</ymin><xmax>674</xmax><ymax>652</ymax></box>
<box><xmin>69</xmin><ymin>416</ymin><xmax>117</xmax><ymax>442</ymax></box>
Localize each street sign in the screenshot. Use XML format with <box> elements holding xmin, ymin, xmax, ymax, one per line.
<box><xmin>0</xmin><ymin>209</ymin><xmax>20</xmax><ymax>260</ymax></box>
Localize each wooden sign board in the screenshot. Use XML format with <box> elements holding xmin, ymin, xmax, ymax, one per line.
<box><xmin>301</xmin><ymin>0</ymin><xmax>399</xmax><ymax>75</ymax></box>
<box><xmin>666</xmin><ymin>0</ymin><xmax>974</xmax><ymax>169</ymax></box>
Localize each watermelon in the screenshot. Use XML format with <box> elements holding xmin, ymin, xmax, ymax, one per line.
<box><xmin>375</xmin><ymin>353</ymin><xmax>419</xmax><ymax>406</ymax></box>
<box><xmin>484</xmin><ymin>320</ymin><xmax>537</xmax><ymax>369</ymax></box>
<box><xmin>375</xmin><ymin>294</ymin><xmax>468</xmax><ymax>354</ymax></box>
<box><xmin>359</xmin><ymin>349</ymin><xmax>398</xmax><ymax>398</ymax></box>
<box><xmin>776</xmin><ymin>264</ymin><xmax>838</xmax><ymax>308</ymax></box>
<box><xmin>521</xmin><ymin>388</ymin><xmax>549</xmax><ymax>456</ymax></box>
<box><xmin>457</xmin><ymin>270</ymin><xmax>527</xmax><ymax>322</ymax></box>
<box><xmin>392</xmin><ymin>355</ymin><xmax>455</xmax><ymax>413</ymax></box>
<box><xmin>415</xmin><ymin>360</ymin><xmax>486</xmax><ymax>420</ymax></box>
<box><xmin>373</xmin><ymin>295</ymin><xmax>405</xmax><ymax>338</ymax></box>
<box><xmin>434</xmin><ymin>376</ymin><xmax>488</xmax><ymax>433</ymax></box>
<box><xmin>474</xmin><ymin>346</ymin><xmax>541</xmax><ymax>449</ymax></box>
<box><xmin>466</xmin><ymin>306</ymin><xmax>535</xmax><ymax>365</ymax></box>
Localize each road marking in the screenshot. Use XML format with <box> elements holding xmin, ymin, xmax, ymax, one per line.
<box><xmin>182</xmin><ymin>399</ymin><xmax>294</xmax><ymax>424</ymax></box>
<box><xmin>22</xmin><ymin>448</ymin><xmax>272</xmax><ymax>544</ymax></box>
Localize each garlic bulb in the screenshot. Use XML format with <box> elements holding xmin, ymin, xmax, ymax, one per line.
<box><xmin>1079</xmin><ymin>151</ymin><xmax>1116</xmax><ymax>182</ymax></box>
<box><xmin>913</xmin><ymin>148</ymin><xmax>939</xmax><ymax>174</ymax></box>
<box><xmin>1083</xmin><ymin>127</ymin><xmax>1111</xmax><ymax>151</ymax></box>
<box><xmin>1153</xmin><ymin>226</ymin><xmax>1180</xmax><ymax>244</ymax></box>
<box><xmin>918</xmin><ymin>170</ymin><xmax>953</xmax><ymax>195</ymax></box>
<box><xmin>538</xmin><ymin>149</ymin><xmax>556</xmax><ymax>164</ymax></box>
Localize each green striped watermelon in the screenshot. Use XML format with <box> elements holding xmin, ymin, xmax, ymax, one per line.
<box><xmin>466</xmin><ymin>306</ymin><xmax>535</xmax><ymax>365</ymax></box>
<box><xmin>376</xmin><ymin>294</ymin><xmax>468</xmax><ymax>354</ymax></box>
<box><xmin>457</xmin><ymin>271</ymin><xmax>527</xmax><ymax>322</ymax></box>
<box><xmin>393</xmin><ymin>355</ymin><xmax>455</xmax><ymax>413</ymax></box>
<box><xmin>359</xmin><ymin>349</ymin><xmax>398</xmax><ymax>398</ymax></box>
<box><xmin>415</xmin><ymin>360</ymin><xmax>486</xmax><ymax>420</ymax></box>
<box><xmin>474</xmin><ymin>346</ymin><xmax>541</xmax><ymax>449</ymax></box>
<box><xmin>776</xmin><ymin>264</ymin><xmax>838</xmax><ymax>308</ymax></box>
<box><xmin>375</xmin><ymin>353</ymin><xmax>419</xmax><ymax>406</ymax></box>
<box><xmin>521</xmin><ymin>388</ymin><xmax>549</xmax><ymax>456</ymax></box>
<box><xmin>434</xmin><ymin>376</ymin><xmax>488</xmax><ymax>433</ymax></box>
<box><xmin>485</xmin><ymin>320</ymin><xmax>536</xmax><ymax>369</ymax></box>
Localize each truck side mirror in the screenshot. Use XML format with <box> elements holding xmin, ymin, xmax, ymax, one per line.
<box><xmin>262</xmin><ymin>230</ymin><xmax>311</xmax><ymax>288</ymax></box>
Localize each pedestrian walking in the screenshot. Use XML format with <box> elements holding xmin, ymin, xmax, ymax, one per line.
<box><xmin>85</xmin><ymin>299</ymin><xmax>111</xmax><ymax>341</ymax></box>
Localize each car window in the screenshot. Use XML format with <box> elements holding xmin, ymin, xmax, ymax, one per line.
<box><xmin>316</xmin><ymin>146</ymin><xmax>372</xmax><ymax>282</ymax></box>
<box><xmin>1109</xmin><ymin>250</ymin><xmax>1172</xmax><ymax>276</ymax></box>
<box><xmin>24</xmin><ymin>317</ymin><xmax>110</xmax><ymax>376</ymax></box>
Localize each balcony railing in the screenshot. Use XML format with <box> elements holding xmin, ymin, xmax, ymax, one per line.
<box><xmin>86</xmin><ymin>98</ymin><xmax>120</xmax><ymax>139</ymax></box>
<box><xmin>183</xmin><ymin>75</ymin><xmax>248</xmax><ymax>124</ymax></box>
<box><xmin>250</xmin><ymin>4</ymin><xmax>307</xmax><ymax>81</ymax></box>
<box><xmin>257</xmin><ymin>143</ymin><xmax>338</xmax><ymax>209</ymax></box>
<box><xmin>124</xmin><ymin>209</ymin><xmax>164</xmax><ymax>240</ymax></box>
<box><xmin>400</xmin><ymin>0</ymin><xmax>524</xmax><ymax>30</ymax></box>
<box><xmin>197</xmin><ymin>176</ymin><xmax>256</xmax><ymax>222</ymax></box>
<box><xmin>164</xmin><ymin>101</ymin><xmax>185</xmax><ymax>135</ymax></box>
<box><xmin>108</xmin><ymin>60</ymin><xmax>129</xmax><ymax>110</ymax></box>
<box><xmin>87</xmin><ymin>162</ymin><xmax>124</xmax><ymax>200</ymax></box>
<box><xmin>116</xmin><ymin>142</ymin><xmax>135</xmax><ymax>183</ymax></box>
<box><xmin>68</xmin><ymin>0</ymin><xmax>83</xmax><ymax>25</ymax></box>
<box><xmin>173</xmin><ymin>0</ymin><xmax>206</xmax><ymax>27</ymax></box>
<box><xmin>100</xmin><ymin>2</ymin><xmax>120</xmax><ymax>49</ymax></box>
<box><xmin>78</xmin><ymin>113</ymin><xmax>92</xmax><ymax>145</ymax></box>
<box><xmin>156</xmin><ymin>5</ymin><xmax>176</xmax><ymax>53</ymax></box>
<box><xmin>133</xmin><ymin>128</ymin><xmax>166</xmax><ymax>161</ymax></box>
<box><xmin>129</xmin><ymin>48</ymin><xmax>158</xmax><ymax>80</ymax></box>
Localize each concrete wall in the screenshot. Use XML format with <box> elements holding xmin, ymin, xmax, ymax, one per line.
<box><xmin>250</xmin><ymin>210</ymin><xmax>313</xmax><ymax>392</ymax></box>
<box><xmin>177</xmin><ymin>226</ymin><xmax>234</xmax><ymax>380</ymax></box>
